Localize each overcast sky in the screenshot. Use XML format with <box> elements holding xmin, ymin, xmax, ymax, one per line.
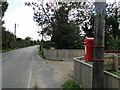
<box><xmin>3</xmin><ymin>0</ymin><xmax>119</xmax><ymax>40</ymax></box>
<box><xmin>3</xmin><ymin>0</ymin><xmax>40</xmax><ymax>40</ymax></box>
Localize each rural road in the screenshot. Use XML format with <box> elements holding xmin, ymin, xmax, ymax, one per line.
<box><xmin>2</xmin><ymin>46</ymin><xmax>73</xmax><ymax>88</ymax></box>
<box><xmin>2</xmin><ymin>46</ymin><xmax>36</xmax><ymax>88</ymax></box>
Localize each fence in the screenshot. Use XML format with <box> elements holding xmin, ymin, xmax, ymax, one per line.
<box><xmin>104</xmin><ymin>52</ymin><xmax>120</xmax><ymax>72</ymax></box>
<box><xmin>74</xmin><ymin>57</ymin><xmax>120</xmax><ymax>88</ymax></box>
<box><xmin>43</xmin><ymin>49</ymin><xmax>84</xmax><ymax>60</ymax></box>
<box><xmin>43</xmin><ymin>49</ymin><xmax>120</xmax><ymax>88</ymax></box>
<box><xmin>43</xmin><ymin>49</ymin><xmax>120</xmax><ymax>71</ymax></box>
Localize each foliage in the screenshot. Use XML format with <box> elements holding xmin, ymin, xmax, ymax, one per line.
<box><xmin>42</xmin><ymin>41</ymin><xmax>54</xmax><ymax>49</ymax></box>
<box><xmin>2</xmin><ymin>2</ymin><xmax>9</xmax><ymax>17</ymax></box>
<box><xmin>2</xmin><ymin>29</ymin><xmax>39</xmax><ymax>51</ymax></box>
<box><xmin>51</xmin><ymin>3</ymin><xmax>84</xmax><ymax>49</ymax></box>
<box><xmin>25</xmin><ymin>1</ymin><xmax>120</xmax><ymax>50</ymax></box>
<box><xmin>1</xmin><ymin>1</ymin><xmax>39</xmax><ymax>51</ymax></box>
<box><xmin>37</xmin><ymin>45</ymin><xmax>46</xmax><ymax>59</ymax></box>
<box><xmin>25</xmin><ymin>1</ymin><xmax>88</xmax><ymax>49</ymax></box>
<box><xmin>78</xmin><ymin>2</ymin><xmax>120</xmax><ymax>50</ymax></box>
<box><xmin>25</xmin><ymin>1</ymin><xmax>55</xmax><ymax>37</ymax></box>
<box><xmin>0</xmin><ymin>1</ymin><xmax>9</xmax><ymax>51</ymax></box>
<box><xmin>105</xmin><ymin>2</ymin><xmax>120</xmax><ymax>50</ymax></box>
<box><xmin>62</xmin><ymin>80</ymin><xmax>82</xmax><ymax>90</ymax></box>
<box><xmin>108</xmin><ymin>70</ymin><xmax>120</xmax><ymax>76</ymax></box>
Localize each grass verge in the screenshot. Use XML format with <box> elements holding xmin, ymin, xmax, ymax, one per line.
<box><xmin>108</xmin><ymin>70</ymin><xmax>120</xmax><ymax>76</ymax></box>
<box><xmin>61</xmin><ymin>80</ymin><xmax>83</xmax><ymax>90</ymax></box>
<box><xmin>36</xmin><ymin>45</ymin><xmax>46</xmax><ymax>59</ymax></box>
<box><xmin>1</xmin><ymin>48</ymin><xmax>17</xmax><ymax>53</ymax></box>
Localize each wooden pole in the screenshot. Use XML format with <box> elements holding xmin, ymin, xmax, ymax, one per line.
<box><xmin>92</xmin><ymin>1</ymin><xmax>106</xmax><ymax>89</ymax></box>
<box><xmin>14</xmin><ymin>23</ymin><xmax>16</xmax><ymax>36</ymax></box>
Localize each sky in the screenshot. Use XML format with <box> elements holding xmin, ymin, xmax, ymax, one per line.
<box><xmin>3</xmin><ymin>0</ymin><xmax>120</xmax><ymax>40</ymax></box>
<box><xmin>3</xmin><ymin>0</ymin><xmax>40</xmax><ymax>40</ymax></box>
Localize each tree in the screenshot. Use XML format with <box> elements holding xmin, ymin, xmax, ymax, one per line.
<box><xmin>51</xmin><ymin>3</ymin><xmax>82</xmax><ymax>49</ymax></box>
<box><xmin>1</xmin><ymin>2</ymin><xmax>9</xmax><ymax>17</ymax></box>
<box><xmin>2</xmin><ymin>29</ymin><xmax>37</xmax><ymax>50</ymax></box>
<box><xmin>25</xmin><ymin>1</ymin><xmax>94</xmax><ymax>49</ymax></box>
<box><xmin>79</xmin><ymin>1</ymin><xmax>120</xmax><ymax>50</ymax></box>
<box><xmin>25</xmin><ymin>36</ymin><xmax>32</xmax><ymax>46</ymax></box>
<box><xmin>0</xmin><ymin>1</ymin><xmax>9</xmax><ymax>51</ymax></box>
<box><xmin>67</xmin><ymin>1</ymin><xmax>119</xmax><ymax>50</ymax></box>
<box><xmin>105</xmin><ymin>2</ymin><xmax>120</xmax><ymax>50</ymax></box>
<box><xmin>2</xmin><ymin>29</ymin><xmax>17</xmax><ymax>50</ymax></box>
<box><xmin>25</xmin><ymin>0</ymin><xmax>56</xmax><ymax>38</ymax></box>
<box><xmin>25</xmin><ymin>1</ymin><xmax>119</xmax><ymax>49</ymax></box>
<box><xmin>1</xmin><ymin>1</ymin><xmax>37</xmax><ymax>50</ymax></box>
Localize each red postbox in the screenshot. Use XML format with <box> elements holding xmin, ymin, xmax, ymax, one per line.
<box><xmin>84</xmin><ymin>37</ymin><xmax>94</xmax><ymax>62</ymax></box>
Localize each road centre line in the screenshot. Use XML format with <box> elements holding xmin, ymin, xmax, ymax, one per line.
<box><xmin>27</xmin><ymin>56</ymin><xmax>33</xmax><ymax>88</ymax></box>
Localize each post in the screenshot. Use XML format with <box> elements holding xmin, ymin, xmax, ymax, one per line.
<box><xmin>114</xmin><ymin>53</ymin><xmax>119</xmax><ymax>72</ymax></box>
<box><xmin>14</xmin><ymin>23</ymin><xmax>16</xmax><ymax>37</ymax></box>
<box><xmin>92</xmin><ymin>0</ymin><xmax>106</xmax><ymax>89</ymax></box>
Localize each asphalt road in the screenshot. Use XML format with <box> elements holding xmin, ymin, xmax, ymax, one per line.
<box><xmin>30</xmin><ymin>50</ymin><xmax>60</xmax><ymax>88</ymax></box>
<box><xmin>2</xmin><ymin>46</ymin><xmax>36</xmax><ymax>88</ymax></box>
<box><xmin>2</xmin><ymin>46</ymin><xmax>62</xmax><ymax>88</ymax></box>
<box><xmin>0</xmin><ymin>46</ymin><xmax>60</xmax><ymax>88</ymax></box>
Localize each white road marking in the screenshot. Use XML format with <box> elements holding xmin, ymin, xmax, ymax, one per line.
<box><xmin>27</xmin><ymin>62</ymin><xmax>33</xmax><ymax>88</ymax></box>
<box><xmin>27</xmin><ymin>69</ymin><xmax>32</xmax><ymax>88</ymax></box>
<box><xmin>27</xmin><ymin>56</ymin><xmax>33</xmax><ymax>88</ymax></box>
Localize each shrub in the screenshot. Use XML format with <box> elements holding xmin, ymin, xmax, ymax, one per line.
<box><xmin>62</xmin><ymin>80</ymin><xmax>82</xmax><ymax>90</ymax></box>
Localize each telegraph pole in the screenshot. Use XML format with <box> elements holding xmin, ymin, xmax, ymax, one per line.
<box><xmin>92</xmin><ymin>0</ymin><xmax>106</xmax><ymax>89</ymax></box>
<box><xmin>14</xmin><ymin>23</ymin><xmax>16</xmax><ymax>37</ymax></box>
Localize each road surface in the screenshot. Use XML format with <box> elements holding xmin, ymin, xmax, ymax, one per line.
<box><xmin>2</xmin><ymin>46</ymin><xmax>36</xmax><ymax>88</ymax></box>
<box><xmin>2</xmin><ymin>46</ymin><xmax>73</xmax><ymax>88</ymax></box>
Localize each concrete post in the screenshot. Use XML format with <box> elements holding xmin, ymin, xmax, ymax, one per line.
<box><xmin>114</xmin><ymin>53</ymin><xmax>119</xmax><ymax>72</ymax></box>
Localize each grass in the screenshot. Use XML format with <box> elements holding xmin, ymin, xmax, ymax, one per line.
<box><xmin>108</xmin><ymin>70</ymin><xmax>120</xmax><ymax>76</ymax></box>
<box><xmin>1</xmin><ymin>46</ymin><xmax>30</xmax><ymax>53</ymax></box>
<box><xmin>1</xmin><ymin>48</ymin><xmax>16</xmax><ymax>53</ymax></box>
<box><xmin>36</xmin><ymin>45</ymin><xmax>46</xmax><ymax>59</ymax></box>
<box><xmin>61</xmin><ymin>80</ymin><xmax>83</xmax><ymax>90</ymax></box>
<box><xmin>39</xmin><ymin>51</ymin><xmax>46</xmax><ymax>59</ymax></box>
